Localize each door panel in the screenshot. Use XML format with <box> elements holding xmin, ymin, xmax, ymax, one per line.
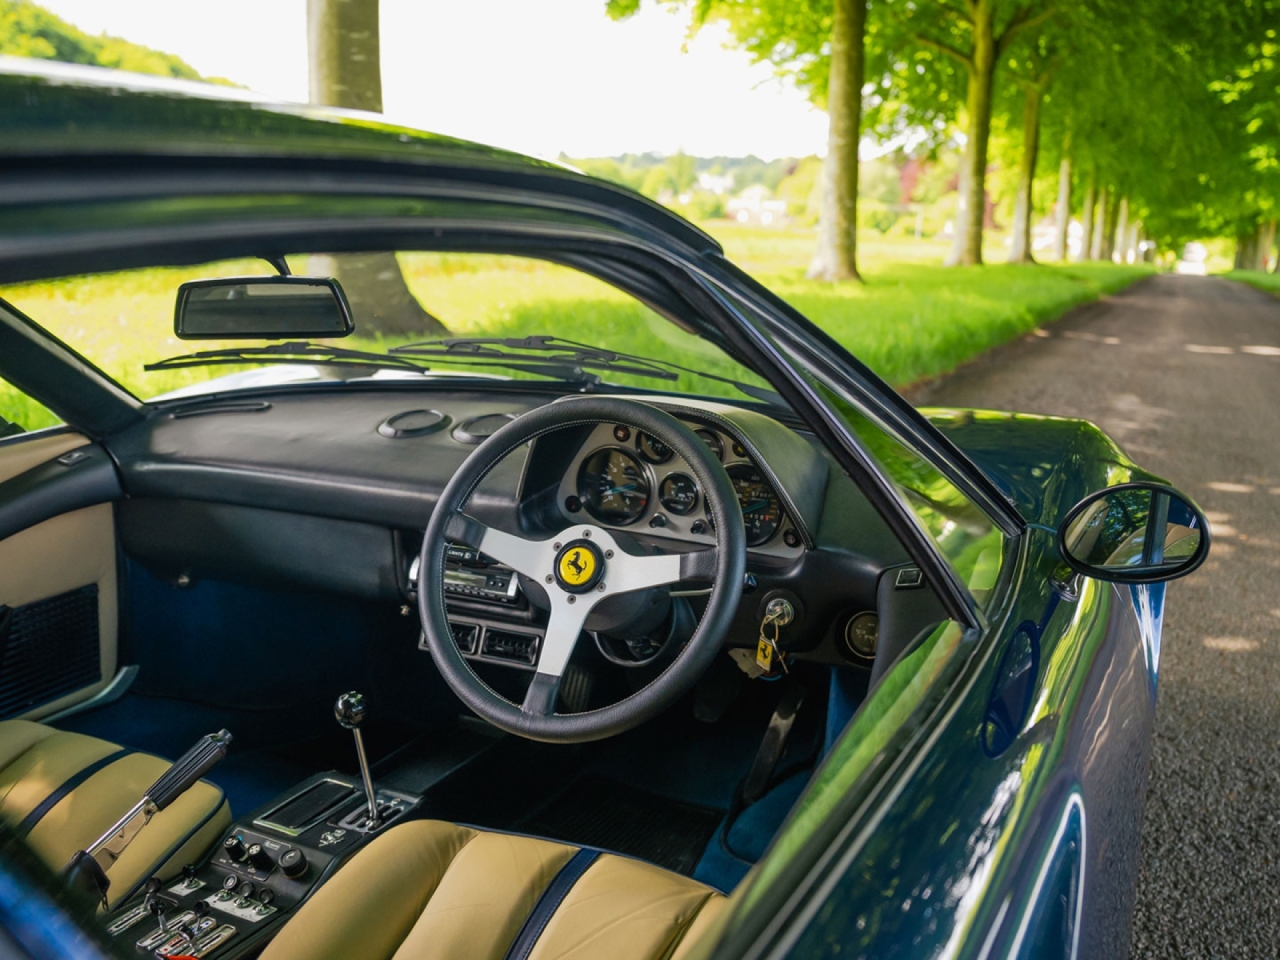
<box><xmin>0</xmin><ymin>431</ymin><xmax>88</xmax><ymax>482</ymax></box>
<box><xmin>0</xmin><ymin>431</ymin><xmax>120</xmax><ymax>720</ymax></box>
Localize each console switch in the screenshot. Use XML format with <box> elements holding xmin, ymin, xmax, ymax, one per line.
<box><xmin>279</xmin><ymin>847</ymin><xmax>307</xmax><ymax>879</ymax></box>
<box><xmin>222</xmin><ymin>835</ymin><xmax>247</xmax><ymax>862</ymax></box>
<box><xmin>245</xmin><ymin>843</ymin><xmax>272</xmax><ymax>871</ymax></box>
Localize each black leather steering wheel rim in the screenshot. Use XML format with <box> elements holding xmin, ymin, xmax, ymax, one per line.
<box><xmin>418</xmin><ymin>396</ymin><xmax>747</xmax><ymax>743</ymax></box>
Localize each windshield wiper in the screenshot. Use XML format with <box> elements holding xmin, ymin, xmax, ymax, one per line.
<box><xmin>145</xmin><ymin>337</ymin><xmax>782</xmax><ymax>405</ymax></box>
<box><xmin>143</xmin><ymin>340</ymin><xmax>634</xmax><ymax>386</ymax></box>
<box><xmin>144</xmin><ymin>342</ymin><xmax>429</xmax><ymax>373</ymax></box>
<box><xmin>390</xmin><ymin>336</ymin><xmax>782</xmax><ymax>405</ymax></box>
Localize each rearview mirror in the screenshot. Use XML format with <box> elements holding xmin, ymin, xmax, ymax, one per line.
<box><xmin>175</xmin><ymin>277</ymin><xmax>353</xmax><ymax>340</ymax></box>
<box><xmin>1057</xmin><ymin>482</ymin><xmax>1210</xmax><ymax>583</ymax></box>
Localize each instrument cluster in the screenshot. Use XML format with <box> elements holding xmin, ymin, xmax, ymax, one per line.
<box><xmin>560</xmin><ymin>421</ymin><xmax>803</xmax><ymax>556</ymax></box>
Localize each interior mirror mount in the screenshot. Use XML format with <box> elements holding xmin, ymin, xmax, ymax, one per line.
<box><xmin>1057</xmin><ymin>482</ymin><xmax>1210</xmax><ymax>584</ymax></box>
<box><xmin>175</xmin><ymin>276</ymin><xmax>353</xmax><ymax>340</ymax></box>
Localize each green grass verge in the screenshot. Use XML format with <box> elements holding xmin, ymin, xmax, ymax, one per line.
<box><xmin>713</xmin><ymin>224</ymin><xmax>1154</xmax><ymax>387</ymax></box>
<box><xmin>0</xmin><ymin>227</ymin><xmax>1154</xmax><ymax>433</ymax></box>
<box><xmin>1223</xmin><ymin>269</ymin><xmax>1280</xmax><ymax>296</ymax></box>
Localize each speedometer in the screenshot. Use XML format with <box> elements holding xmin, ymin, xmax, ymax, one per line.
<box><xmin>725</xmin><ymin>463</ymin><xmax>782</xmax><ymax>546</ymax></box>
<box><xmin>577</xmin><ymin>448</ymin><xmax>650</xmax><ymax>525</ymax></box>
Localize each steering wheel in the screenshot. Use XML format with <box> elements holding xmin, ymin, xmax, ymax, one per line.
<box><xmin>418</xmin><ymin>396</ymin><xmax>746</xmax><ymax>743</ymax></box>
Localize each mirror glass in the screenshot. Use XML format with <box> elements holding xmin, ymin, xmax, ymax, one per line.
<box><xmin>1060</xmin><ymin>484</ymin><xmax>1207</xmax><ymax>582</ymax></box>
<box><xmin>176</xmin><ymin>277</ymin><xmax>352</xmax><ymax>339</ymax></box>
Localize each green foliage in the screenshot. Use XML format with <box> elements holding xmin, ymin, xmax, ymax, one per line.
<box><xmin>0</xmin><ymin>0</ymin><xmax>200</xmax><ymax>78</ymax></box>
<box><xmin>0</xmin><ymin>228</ymin><xmax>1153</xmax><ymax>431</ymax></box>
<box><xmin>610</xmin><ymin>0</ymin><xmax>1280</xmax><ymax>256</ymax></box>
<box><xmin>676</xmin><ymin>192</ymin><xmax>725</xmax><ymax>220</ymax></box>
<box><xmin>668</xmin><ymin>150</ymin><xmax>697</xmax><ymax>193</ymax></box>
<box><xmin>609</xmin><ymin>0</ymin><xmax>835</xmax><ymax>106</ymax></box>
<box><xmin>774</xmin><ymin>156</ymin><xmax>823</xmax><ymax>221</ymax></box>
<box><xmin>0</xmin><ymin>381</ymin><xmax>58</xmax><ymax>433</ymax></box>
<box><xmin>564</xmin><ymin>156</ymin><xmax>646</xmax><ymax>192</ymax></box>
<box><xmin>640</xmin><ymin>164</ymin><xmax>678</xmax><ymax>198</ymax></box>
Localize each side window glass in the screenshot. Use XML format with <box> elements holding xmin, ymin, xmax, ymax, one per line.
<box><xmin>0</xmin><ymin>377</ymin><xmax>59</xmax><ymax>438</ymax></box>
<box><xmin>814</xmin><ymin>383</ymin><xmax>1005</xmax><ymax>606</ymax></box>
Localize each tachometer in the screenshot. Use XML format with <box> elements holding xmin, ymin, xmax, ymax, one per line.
<box><xmin>659</xmin><ymin>473</ymin><xmax>699</xmax><ymax>515</ymax></box>
<box><xmin>725</xmin><ymin>463</ymin><xmax>782</xmax><ymax>546</ymax></box>
<box><xmin>577</xmin><ymin>448</ymin><xmax>650</xmax><ymax>525</ymax></box>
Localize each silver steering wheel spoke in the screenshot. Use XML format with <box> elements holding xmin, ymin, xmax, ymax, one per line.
<box><xmin>443</xmin><ymin>512</ymin><xmax>555</xmax><ymax>580</ymax></box>
<box><xmin>419</xmin><ymin>397</ymin><xmax>745</xmax><ymax>742</ymax></box>
<box><xmin>447</xmin><ymin>514</ymin><xmax>715</xmax><ymax>716</ymax></box>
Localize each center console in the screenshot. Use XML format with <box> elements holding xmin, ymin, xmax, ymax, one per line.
<box><xmin>101</xmin><ymin>694</ymin><xmax>421</xmax><ymax>959</ymax></box>
<box><xmin>409</xmin><ymin>544</ymin><xmax>548</xmax><ymax>671</ymax></box>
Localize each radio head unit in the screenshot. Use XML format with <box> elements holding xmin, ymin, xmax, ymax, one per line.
<box><xmin>408</xmin><ymin>546</ymin><xmax>521</xmax><ymax>605</ymax></box>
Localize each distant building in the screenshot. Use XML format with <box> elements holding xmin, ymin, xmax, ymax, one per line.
<box><xmin>697</xmin><ymin>172</ymin><xmax>735</xmax><ymax>196</ymax></box>
<box><xmin>727</xmin><ymin>184</ymin><xmax>788</xmax><ymax>226</ymax></box>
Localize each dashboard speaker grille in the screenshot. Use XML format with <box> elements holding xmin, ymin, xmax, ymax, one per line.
<box><xmin>0</xmin><ymin>585</ymin><xmax>101</xmax><ymax>719</ymax></box>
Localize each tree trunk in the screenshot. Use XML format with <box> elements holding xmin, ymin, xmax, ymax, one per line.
<box><xmin>307</xmin><ymin>0</ymin><xmax>447</xmax><ymax>337</ymax></box>
<box><xmin>1113</xmin><ymin>197</ymin><xmax>1129</xmax><ymax>264</ymax></box>
<box><xmin>1090</xmin><ymin>187</ymin><xmax>1108</xmax><ymax>260</ymax></box>
<box><xmin>1234</xmin><ymin>231</ymin><xmax>1256</xmax><ymax>270</ymax></box>
<box><xmin>1101</xmin><ymin>190</ymin><xmax>1120</xmax><ymax>261</ymax></box>
<box><xmin>1008</xmin><ymin>84</ymin><xmax>1042</xmax><ymax>264</ymax></box>
<box><xmin>946</xmin><ymin>8</ymin><xmax>996</xmax><ymax>267</ymax></box>
<box><xmin>807</xmin><ymin>0</ymin><xmax>865</xmax><ymax>282</ymax></box>
<box><xmin>1076</xmin><ymin>173</ymin><xmax>1095</xmax><ymax>262</ymax></box>
<box><xmin>1053</xmin><ymin>155</ymin><xmax>1071</xmax><ymax>262</ymax></box>
<box><xmin>1255</xmin><ymin>219</ymin><xmax>1276</xmax><ymax>271</ymax></box>
<box><xmin>1125</xmin><ymin>219</ymin><xmax>1140</xmax><ymax>263</ymax></box>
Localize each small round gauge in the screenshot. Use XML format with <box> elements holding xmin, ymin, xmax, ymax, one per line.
<box><xmin>842</xmin><ymin>612</ymin><xmax>879</xmax><ymax>661</ymax></box>
<box><xmin>577</xmin><ymin>448</ymin><xmax>650</xmax><ymax>525</ymax></box>
<box><xmin>636</xmin><ymin>431</ymin><xmax>673</xmax><ymax>464</ymax></box>
<box><xmin>725</xmin><ymin>463</ymin><xmax>782</xmax><ymax>547</ymax></box>
<box><xmin>694</xmin><ymin>428</ymin><xmax>724</xmax><ymax>462</ymax></box>
<box><xmin>659</xmin><ymin>473</ymin><xmax>699</xmax><ymax>515</ymax></box>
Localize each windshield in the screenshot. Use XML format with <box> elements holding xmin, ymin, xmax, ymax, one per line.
<box><xmin>0</xmin><ymin>252</ymin><xmax>772</xmax><ymax>406</ymax></box>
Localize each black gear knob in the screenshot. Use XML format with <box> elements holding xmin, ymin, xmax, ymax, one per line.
<box><xmin>334</xmin><ymin>691</ymin><xmax>366</xmax><ymax>730</ymax></box>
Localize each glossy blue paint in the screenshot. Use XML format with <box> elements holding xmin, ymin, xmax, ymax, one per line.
<box><xmin>0</xmin><ymin>855</ymin><xmax>113</xmax><ymax>960</ymax></box>
<box><xmin>1131</xmin><ymin>583</ymin><xmax>1167</xmax><ymax>693</ymax></box>
<box><xmin>1009</xmin><ymin>793</ymin><xmax>1085</xmax><ymax>959</ymax></box>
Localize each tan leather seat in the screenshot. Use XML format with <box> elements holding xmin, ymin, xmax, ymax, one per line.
<box><xmin>261</xmin><ymin>819</ymin><xmax>728</xmax><ymax>960</ymax></box>
<box><xmin>0</xmin><ymin>719</ymin><xmax>230</xmax><ymax>908</ymax></box>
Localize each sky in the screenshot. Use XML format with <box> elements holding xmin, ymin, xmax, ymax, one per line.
<box><xmin>36</xmin><ymin>0</ymin><xmax>829</xmax><ymax>161</ymax></box>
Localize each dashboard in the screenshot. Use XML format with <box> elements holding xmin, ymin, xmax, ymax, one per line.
<box><xmin>110</xmin><ymin>386</ymin><xmax>923</xmax><ymax>679</ymax></box>
<box><xmin>555</xmin><ymin>419</ymin><xmax>805</xmax><ymax>560</ymax></box>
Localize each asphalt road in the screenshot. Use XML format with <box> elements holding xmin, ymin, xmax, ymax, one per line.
<box><xmin>916</xmin><ymin>274</ymin><xmax>1280</xmax><ymax>958</ymax></box>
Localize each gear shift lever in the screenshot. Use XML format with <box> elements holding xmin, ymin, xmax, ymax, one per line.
<box><xmin>334</xmin><ymin>691</ymin><xmax>379</xmax><ymax>826</ymax></box>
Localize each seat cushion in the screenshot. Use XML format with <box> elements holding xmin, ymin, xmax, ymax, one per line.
<box><xmin>0</xmin><ymin>719</ymin><xmax>231</xmax><ymax>907</ymax></box>
<box><xmin>260</xmin><ymin>819</ymin><xmax>726</xmax><ymax>960</ymax></box>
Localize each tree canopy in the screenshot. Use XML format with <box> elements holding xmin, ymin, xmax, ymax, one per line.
<box><xmin>0</xmin><ymin>0</ymin><xmax>202</xmax><ymax>79</ymax></box>
<box><xmin>610</xmin><ymin>0</ymin><xmax>1280</xmax><ymax>268</ymax></box>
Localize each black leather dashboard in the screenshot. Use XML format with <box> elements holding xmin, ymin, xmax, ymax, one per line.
<box><xmin>106</xmin><ymin>384</ymin><xmax>918</xmax><ymax>666</ymax></box>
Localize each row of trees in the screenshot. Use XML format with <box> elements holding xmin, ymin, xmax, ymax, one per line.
<box><xmin>608</xmin><ymin>0</ymin><xmax>1280</xmax><ymax>279</ymax></box>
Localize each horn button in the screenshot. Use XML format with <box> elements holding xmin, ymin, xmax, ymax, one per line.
<box><xmin>554</xmin><ymin>539</ymin><xmax>605</xmax><ymax>593</ymax></box>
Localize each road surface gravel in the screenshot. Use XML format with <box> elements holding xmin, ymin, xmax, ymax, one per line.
<box><xmin>915</xmin><ymin>274</ymin><xmax>1280</xmax><ymax>958</ymax></box>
